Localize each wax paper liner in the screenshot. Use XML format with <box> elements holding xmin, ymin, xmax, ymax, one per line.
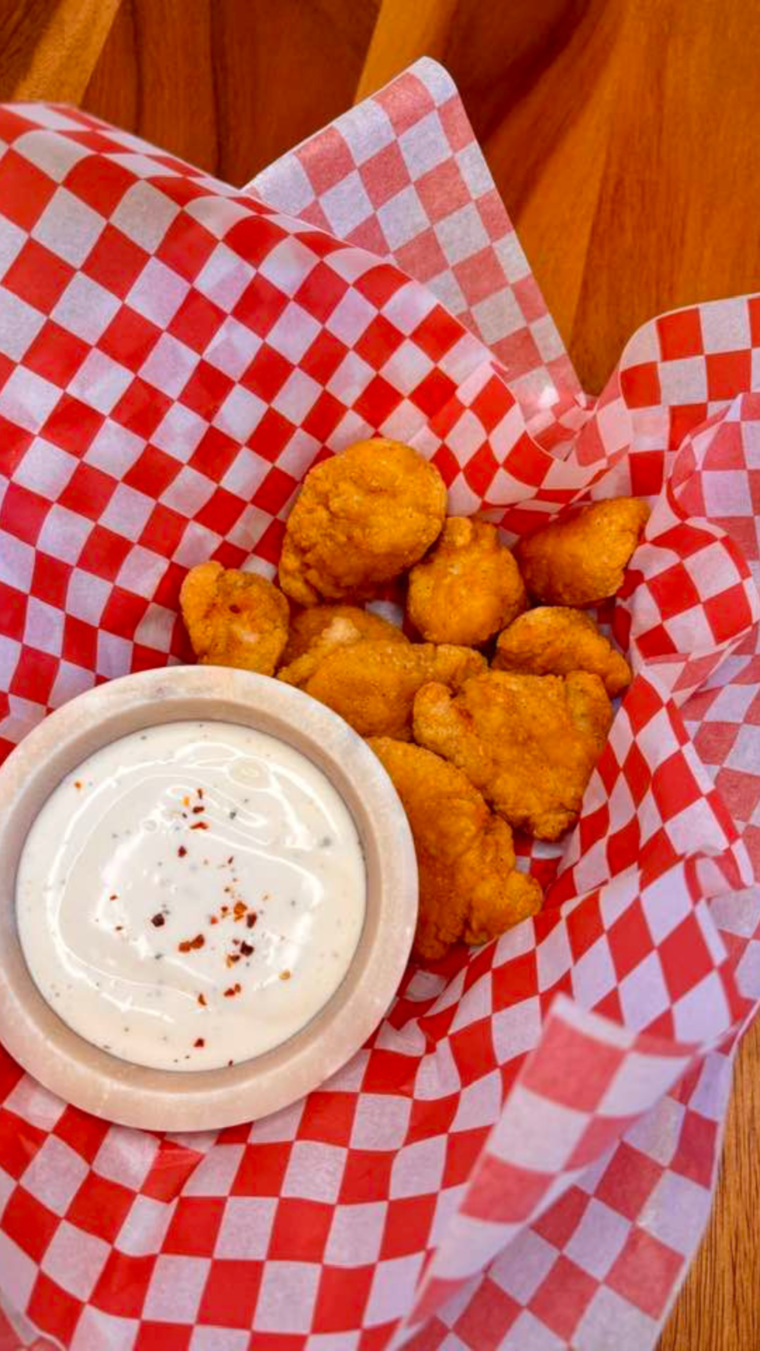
<box><xmin>0</xmin><ymin>58</ymin><xmax>759</xmax><ymax>1351</ymax></box>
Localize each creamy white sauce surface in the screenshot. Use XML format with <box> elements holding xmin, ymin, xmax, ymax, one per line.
<box><xmin>16</xmin><ymin>721</ymin><xmax>366</xmax><ymax>1071</ymax></box>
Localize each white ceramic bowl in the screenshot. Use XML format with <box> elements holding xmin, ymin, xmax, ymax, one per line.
<box><xmin>0</xmin><ymin>666</ymin><xmax>418</xmax><ymax>1130</ymax></box>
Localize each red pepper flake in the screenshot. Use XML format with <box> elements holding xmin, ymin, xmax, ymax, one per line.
<box><xmin>279</xmin><ymin>970</ymin><xmax>291</xmax><ymax>981</ymax></box>
<box><xmin>74</xmin><ymin>780</ymin><xmax>83</xmax><ymax>789</ymax></box>
<box><xmin>115</xmin><ymin>925</ymin><xmax>124</xmax><ymax>932</ymax></box>
<box><xmin>194</xmin><ymin>1038</ymin><xmax>205</xmax><ymax>1048</ymax></box>
<box><xmin>240</xmin><ymin>941</ymin><xmax>254</xmax><ymax>957</ymax></box>
<box><xmin>210</xmin><ymin>916</ymin><xmax>218</xmax><ymax>925</ymax></box>
<box><xmin>192</xmin><ymin>805</ymin><xmax>205</xmax><ymax>814</ymax></box>
<box><xmin>221</xmin><ymin>905</ymin><xmax>229</xmax><ymax>915</ymax></box>
<box><xmin>190</xmin><ymin>821</ymin><xmax>208</xmax><ymax>831</ymax></box>
<box><xmin>109</xmin><ymin>893</ymin><xmax>118</xmax><ymax>900</ymax></box>
<box><xmin>178</xmin><ymin>846</ymin><xmax>187</xmax><ymax>858</ymax></box>
<box><xmin>223</xmin><ymin>983</ymin><xmax>242</xmax><ymax>998</ymax></box>
<box><xmin>233</xmin><ymin>901</ymin><xmax>247</xmax><ymax>920</ymax></box>
<box><xmin>183</xmin><ymin>796</ymin><xmax>190</xmax><ymax>807</ymax></box>
<box><xmin>151</xmin><ymin>914</ymin><xmax>165</xmax><ymax>928</ymax></box>
<box><xmin>228</xmin><ymin>1059</ymin><xmax>234</xmax><ymax>1067</ymax></box>
<box><xmin>226</xmin><ymin>954</ymin><xmax>241</xmax><ymax>967</ymax></box>
<box><xmin>198</xmin><ymin>788</ymin><xmax>204</xmax><ymax>799</ymax></box>
<box><xmin>227</xmin><ymin>856</ymin><xmax>234</xmax><ymax>865</ymax></box>
<box><xmin>245</xmin><ymin>912</ymin><xmax>257</xmax><ymax>929</ymax></box>
<box><xmin>197</xmin><ymin>993</ymin><xmax>207</xmax><ymax>1007</ymax></box>
<box><xmin>178</xmin><ymin>934</ymin><xmax>205</xmax><ymax>953</ymax></box>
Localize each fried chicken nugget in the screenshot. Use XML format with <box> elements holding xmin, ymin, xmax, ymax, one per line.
<box><xmin>279</xmin><ymin>611</ymin><xmax>408</xmax><ymax>687</ymax></box>
<box><xmin>369</xmin><ymin>738</ymin><xmax>542</xmax><ymax>961</ymax></box>
<box><xmin>279</xmin><ymin>604</ymin><xmax>405</xmax><ymax>670</ymax></box>
<box><xmin>406</xmin><ymin>517</ymin><xmax>527</xmax><ymax>645</ymax></box>
<box><xmin>279</xmin><ymin>439</ymin><xmax>447</xmax><ymax>606</ymax></box>
<box><xmin>515</xmin><ymin>497</ymin><xmax>650</xmax><ymax>606</ymax></box>
<box><xmin>494</xmin><ymin>607</ymin><xmax>632</xmax><ymax>696</ymax></box>
<box><xmin>180</xmin><ymin>562</ymin><xmax>289</xmax><ymax>675</ymax></box>
<box><xmin>297</xmin><ymin>639</ymin><xmax>486</xmax><ymax>740</ymax></box>
<box><xmin>413</xmin><ymin>670</ymin><xmax>613</xmax><ymax>840</ymax></box>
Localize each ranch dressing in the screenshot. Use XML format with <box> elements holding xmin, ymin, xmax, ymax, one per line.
<box><xmin>16</xmin><ymin>721</ymin><xmax>366</xmax><ymax>1071</ymax></box>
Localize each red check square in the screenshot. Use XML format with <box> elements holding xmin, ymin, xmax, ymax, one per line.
<box><xmin>4</xmin><ymin>239</ymin><xmax>74</xmax><ymax>312</ymax></box>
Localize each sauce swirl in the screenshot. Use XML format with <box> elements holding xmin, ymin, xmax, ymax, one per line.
<box><xmin>16</xmin><ymin>721</ymin><xmax>366</xmax><ymax>1071</ymax></box>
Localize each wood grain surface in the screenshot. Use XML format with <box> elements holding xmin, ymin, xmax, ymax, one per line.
<box><xmin>0</xmin><ymin>2</ymin><xmax>758</xmax><ymax>1345</ymax></box>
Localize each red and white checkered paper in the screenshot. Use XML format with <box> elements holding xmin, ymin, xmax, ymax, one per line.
<box><xmin>0</xmin><ymin>58</ymin><xmax>759</xmax><ymax>1351</ymax></box>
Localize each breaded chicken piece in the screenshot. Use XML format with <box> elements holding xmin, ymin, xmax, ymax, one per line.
<box><xmin>494</xmin><ymin>607</ymin><xmax>632</xmax><ymax>696</ymax></box>
<box><xmin>279</xmin><ymin>613</ymin><xmax>408</xmax><ymax>687</ymax></box>
<box><xmin>515</xmin><ymin>498</ymin><xmax>650</xmax><ymax>606</ymax></box>
<box><xmin>407</xmin><ymin>517</ymin><xmax>527</xmax><ymax>646</ymax></box>
<box><xmin>180</xmin><ymin>562</ymin><xmax>289</xmax><ymax>675</ymax></box>
<box><xmin>296</xmin><ymin>639</ymin><xmax>486</xmax><ymax>740</ymax></box>
<box><xmin>279</xmin><ymin>439</ymin><xmax>447</xmax><ymax>606</ymax></box>
<box><xmin>280</xmin><ymin>604</ymin><xmax>404</xmax><ymax>666</ymax></box>
<box><xmin>413</xmin><ymin>670</ymin><xmax>613</xmax><ymax>840</ymax></box>
<box><xmin>369</xmin><ymin>738</ymin><xmax>542</xmax><ymax>961</ymax></box>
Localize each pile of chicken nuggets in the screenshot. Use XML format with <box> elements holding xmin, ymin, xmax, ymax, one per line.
<box><xmin>180</xmin><ymin>438</ymin><xmax>649</xmax><ymax>962</ymax></box>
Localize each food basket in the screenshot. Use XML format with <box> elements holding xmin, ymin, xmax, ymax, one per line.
<box><xmin>0</xmin><ymin>59</ymin><xmax>758</xmax><ymax>1351</ymax></box>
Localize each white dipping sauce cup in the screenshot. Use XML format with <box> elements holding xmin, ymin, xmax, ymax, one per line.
<box><xmin>0</xmin><ymin>666</ymin><xmax>418</xmax><ymax>1130</ymax></box>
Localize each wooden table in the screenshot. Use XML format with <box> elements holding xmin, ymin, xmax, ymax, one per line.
<box><xmin>1</xmin><ymin>1</ymin><xmax>758</xmax><ymax>1344</ymax></box>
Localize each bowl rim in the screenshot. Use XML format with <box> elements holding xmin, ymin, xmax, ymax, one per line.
<box><xmin>0</xmin><ymin>666</ymin><xmax>418</xmax><ymax>1130</ymax></box>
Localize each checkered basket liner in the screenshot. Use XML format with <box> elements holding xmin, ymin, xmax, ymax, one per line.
<box><xmin>0</xmin><ymin>58</ymin><xmax>759</xmax><ymax>1351</ymax></box>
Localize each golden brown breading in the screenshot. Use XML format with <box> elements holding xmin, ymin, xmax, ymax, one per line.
<box><xmin>180</xmin><ymin>562</ymin><xmax>289</xmax><ymax>674</ymax></box>
<box><xmin>278</xmin><ymin>613</ymin><xmax>408</xmax><ymax>687</ymax></box>
<box><xmin>295</xmin><ymin>639</ymin><xmax>486</xmax><ymax>740</ymax></box>
<box><xmin>515</xmin><ymin>498</ymin><xmax>650</xmax><ymax>606</ymax></box>
<box><xmin>369</xmin><ymin>737</ymin><xmax>542</xmax><ymax>961</ymax></box>
<box><xmin>406</xmin><ymin>517</ymin><xmax>527</xmax><ymax>645</ymax></box>
<box><xmin>279</xmin><ymin>439</ymin><xmax>447</xmax><ymax>606</ymax></box>
<box><xmin>280</xmin><ymin>604</ymin><xmax>405</xmax><ymax>666</ymax></box>
<box><xmin>413</xmin><ymin>670</ymin><xmax>613</xmax><ymax>840</ymax></box>
<box><xmin>493</xmin><ymin>607</ymin><xmax>632</xmax><ymax>696</ymax></box>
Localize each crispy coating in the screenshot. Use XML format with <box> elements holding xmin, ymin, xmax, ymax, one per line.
<box><xmin>494</xmin><ymin>607</ymin><xmax>632</xmax><ymax>696</ymax></box>
<box><xmin>407</xmin><ymin>517</ymin><xmax>527</xmax><ymax>645</ymax></box>
<box><xmin>369</xmin><ymin>738</ymin><xmax>542</xmax><ymax>961</ymax></box>
<box><xmin>279</xmin><ymin>439</ymin><xmax>447</xmax><ymax>606</ymax></box>
<box><xmin>280</xmin><ymin>604</ymin><xmax>405</xmax><ymax>666</ymax></box>
<box><xmin>279</xmin><ymin>613</ymin><xmax>408</xmax><ymax>687</ymax></box>
<box><xmin>413</xmin><ymin>670</ymin><xmax>613</xmax><ymax>840</ymax></box>
<box><xmin>515</xmin><ymin>497</ymin><xmax>650</xmax><ymax>606</ymax></box>
<box><xmin>180</xmin><ymin>562</ymin><xmax>289</xmax><ymax>674</ymax></box>
<box><xmin>297</xmin><ymin>639</ymin><xmax>486</xmax><ymax>740</ymax></box>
